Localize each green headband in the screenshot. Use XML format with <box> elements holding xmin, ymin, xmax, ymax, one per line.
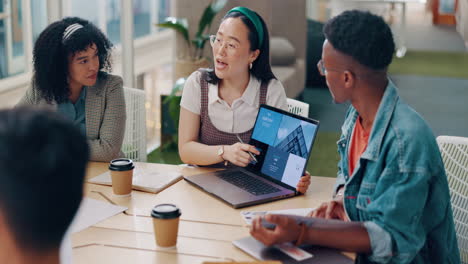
<box><xmin>227</xmin><ymin>6</ymin><xmax>264</xmax><ymax>48</ymax></box>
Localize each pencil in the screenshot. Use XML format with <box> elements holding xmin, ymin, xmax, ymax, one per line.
<box><xmin>235</xmin><ymin>134</ymin><xmax>258</xmax><ymax>163</ymax></box>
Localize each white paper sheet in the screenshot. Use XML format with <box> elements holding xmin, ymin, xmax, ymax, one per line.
<box><xmin>60</xmin><ymin>229</ymin><xmax>73</xmax><ymax>264</ymax></box>
<box><xmin>60</xmin><ymin>198</ymin><xmax>127</xmax><ymax>264</ymax></box>
<box><xmin>240</xmin><ymin>208</ymin><xmax>314</xmax><ymax>226</ymax></box>
<box><xmin>69</xmin><ymin>197</ymin><xmax>128</xmax><ymax>233</ymax></box>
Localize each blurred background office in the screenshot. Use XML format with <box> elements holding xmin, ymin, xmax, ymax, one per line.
<box><xmin>0</xmin><ymin>0</ymin><xmax>466</xmax><ymax>177</ymax></box>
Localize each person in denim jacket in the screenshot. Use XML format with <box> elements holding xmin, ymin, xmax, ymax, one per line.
<box><xmin>250</xmin><ymin>10</ymin><xmax>460</xmax><ymax>263</ymax></box>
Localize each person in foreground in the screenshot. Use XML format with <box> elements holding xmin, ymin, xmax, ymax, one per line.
<box><xmin>0</xmin><ymin>107</ymin><xmax>89</xmax><ymax>264</ymax></box>
<box><xmin>17</xmin><ymin>17</ymin><xmax>126</xmax><ymax>162</ymax></box>
<box><xmin>250</xmin><ymin>10</ymin><xmax>460</xmax><ymax>263</ymax></box>
<box><xmin>178</xmin><ymin>6</ymin><xmax>310</xmax><ymax>193</ymax></box>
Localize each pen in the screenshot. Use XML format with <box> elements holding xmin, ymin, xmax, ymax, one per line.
<box><xmin>236</xmin><ymin>134</ymin><xmax>258</xmax><ymax>163</ymax></box>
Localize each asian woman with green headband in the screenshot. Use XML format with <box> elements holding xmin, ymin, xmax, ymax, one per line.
<box><xmin>179</xmin><ymin>7</ymin><xmax>311</xmax><ymax>194</ymax></box>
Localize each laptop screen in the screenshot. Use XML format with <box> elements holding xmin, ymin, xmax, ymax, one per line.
<box><xmin>248</xmin><ymin>105</ymin><xmax>319</xmax><ymax>188</ymax></box>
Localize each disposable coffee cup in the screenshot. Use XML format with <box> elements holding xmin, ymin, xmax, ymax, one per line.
<box><xmin>109</xmin><ymin>158</ymin><xmax>134</xmax><ymax>196</ymax></box>
<box><xmin>151</xmin><ymin>204</ymin><xmax>181</xmax><ymax>248</ymax></box>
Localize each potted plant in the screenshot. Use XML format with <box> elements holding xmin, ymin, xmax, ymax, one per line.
<box><xmin>157</xmin><ymin>0</ymin><xmax>227</xmax><ymax>80</ymax></box>
<box><xmin>157</xmin><ymin>0</ymin><xmax>227</xmax><ymax>151</ymax></box>
<box><xmin>160</xmin><ymin>77</ymin><xmax>186</xmax><ymax>151</ymax></box>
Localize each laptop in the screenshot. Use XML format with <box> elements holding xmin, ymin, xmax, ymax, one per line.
<box><xmin>184</xmin><ymin>104</ymin><xmax>320</xmax><ymax>208</ymax></box>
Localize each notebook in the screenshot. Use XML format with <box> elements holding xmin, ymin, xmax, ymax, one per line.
<box><xmin>184</xmin><ymin>104</ymin><xmax>320</xmax><ymax>208</ymax></box>
<box><xmin>89</xmin><ymin>167</ymin><xmax>183</xmax><ymax>194</ymax></box>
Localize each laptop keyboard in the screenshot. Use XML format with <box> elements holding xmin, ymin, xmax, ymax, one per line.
<box><xmin>218</xmin><ymin>171</ymin><xmax>280</xmax><ymax>196</ymax></box>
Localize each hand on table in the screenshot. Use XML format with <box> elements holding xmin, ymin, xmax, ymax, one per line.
<box><xmin>250</xmin><ymin>214</ymin><xmax>302</xmax><ymax>246</ymax></box>
<box><xmin>310</xmin><ymin>197</ymin><xmax>348</xmax><ymax>221</ymax></box>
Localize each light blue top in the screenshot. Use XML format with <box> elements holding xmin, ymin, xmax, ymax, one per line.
<box><xmin>335</xmin><ymin>80</ymin><xmax>460</xmax><ymax>263</ymax></box>
<box><xmin>57</xmin><ymin>86</ymin><xmax>87</xmax><ymax>134</ymax></box>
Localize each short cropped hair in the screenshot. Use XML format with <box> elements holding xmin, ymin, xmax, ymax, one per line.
<box><xmin>0</xmin><ymin>108</ymin><xmax>89</xmax><ymax>251</ymax></box>
<box><xmin>323</xmin><ymin>10</ymin><xmax>395</xmax><ymax>70</ymax></box>
<box><xmin>33</xmin><ymin>17</ymin><xmax>113</xmax><ymax>103</ymax></box>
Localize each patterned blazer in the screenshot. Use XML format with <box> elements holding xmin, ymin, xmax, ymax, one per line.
<box><xmin>17</xmin><ymin>73</ymin><xmax>126</xmax><ymax>162</ymax></box>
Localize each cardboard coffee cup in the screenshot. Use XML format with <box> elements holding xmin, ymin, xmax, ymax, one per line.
<box><xmin>151</xmin><ymin>204</ymin><xmax>181</xmax><ymax>248</ymax></box>
<box><xmin>109</xmin><ymin>158</ymin><xmax>134</xmax><ymax>196</ymax></box>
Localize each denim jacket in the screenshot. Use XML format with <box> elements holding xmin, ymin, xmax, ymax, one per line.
<box><xmin>335</xmin><ymin>80</ymin><xmax>460</xmax><ymax>263</ymax></box>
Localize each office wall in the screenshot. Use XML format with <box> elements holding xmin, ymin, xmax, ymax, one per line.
<box><xmin>172</xmin><ymin>0</ymin><xmax>310</xmax><ymax>63</ymax></box>
<box><xmin>172</xmin><ymin>0</ymin><xmax>274</xmax><ymax>61</ymax></box>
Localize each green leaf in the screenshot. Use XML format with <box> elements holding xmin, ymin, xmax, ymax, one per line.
<box><xmin>168</xmin><ymin>96</ymin><xmax>181</xmax><ymax>125</ymax></box>
<box><xmin>191</xmin><ymin>38</ymin><xmax>204</xmax><ymax>50</ymax></box>
<box><xmin>156</xmin><ymin>17</ymin><xmax>190</xmax><ymax>45</ymax></box>
<box><xmin>196</xmin><ymin>0</ymin><xmax>227</xmax><ymax>38</ymax></box>
<box><xmin>211</xmin><ymin>0</ymin><xmax>228</xmax><ymax>12</ymax></box>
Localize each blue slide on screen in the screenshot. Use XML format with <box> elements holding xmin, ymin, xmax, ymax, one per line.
<box><xmin>261</xmin><ymin>146</ymin><xmax>288</xmax><ymax>181</ymax></box>
<box><xmin>250</xmin><ymin>106</ymin><xmax>319</xmax><ymax>188</ymax></box>
<box><xmin>251</xmin><ymin>108</ymin><xmax>282</xmax><ymax>145</ymax></box>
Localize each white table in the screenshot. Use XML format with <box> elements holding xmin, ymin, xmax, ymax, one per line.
<box><xmin>72</xmin><ymin>162</ymin><xmax>352</xmax><ymax>263</ymax></box>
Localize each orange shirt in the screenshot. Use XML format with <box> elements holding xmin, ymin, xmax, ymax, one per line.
<box><xmin>349</xmin><ymin>116</ymin><xmax>370</xmax><ymax>176</ymax></box>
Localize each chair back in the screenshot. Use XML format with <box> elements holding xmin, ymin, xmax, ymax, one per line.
<box><xmin>122</xmin><ymin>87</ymin><xmax>147</xmax><ymax>162</ymax></box>
<box><xmin>287</xmin><ymin>98</ymin><xmax>309</xmax><ymax>117</ymax></box>
<box><xmin>437</xmin><ymin>135</ymin><xmax>468</xmax><ymax>264</ymax></box>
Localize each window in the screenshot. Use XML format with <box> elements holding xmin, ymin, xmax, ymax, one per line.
<box><xmin>70</xmin><ymin>0</ymin><xmax>99</xmax><ymax>26</ymax></box>
<box><xmin>106</xmin><ymin>0</ymin><xmax>121</xmax><ymax>44</ymax></box>
<box><xmin>30</xmin><ymin>0</ymin><xmax>47</xmax><ymax>43</ymax></box>
<box><xmin>0</xmin><ymin>0</ymin><xmax>26</xmax><ymax>79</ymax></box>
<box><xmin>134</xmin><ymin>0</ymin><xmax>151</xmax><ymax>38</ymax></box>
<box><xmin>69</xmin><ymin>0</ymin><xmax>170</xmax><ymax>45</ymax></box>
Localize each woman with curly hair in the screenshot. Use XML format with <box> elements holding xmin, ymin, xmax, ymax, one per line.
<box><xmin>17</xmin><ymin>17</ymin><xmax>126</xmax><ymax>162</ymax></box>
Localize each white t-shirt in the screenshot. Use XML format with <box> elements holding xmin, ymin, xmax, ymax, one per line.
<box><xmin>180</xmin><ymin>70</ymin><xmax>288</xmax><ymax>133</ymax></box>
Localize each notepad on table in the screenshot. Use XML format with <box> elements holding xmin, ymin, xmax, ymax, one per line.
<box><xmin>233</xmin><ymin>236</ymin><xmax>353</xmax><ymax>264</ymax></box>
<box><xmin>88</xmin><ymin>168</ymin><xmax>183</xmax><ymax>194</ymax></box>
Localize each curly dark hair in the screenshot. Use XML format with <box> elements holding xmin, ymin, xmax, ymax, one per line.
<box><xmin>207</xmin><ymin>9</ymin><xmax>276</xmax><ymax>84</ymax></box>
<box><xmin>33</xmin><ymin>17</ymin><xmax>113</xmax><ymax>103</ymax></box>
<box><xmin>323</xmin><ymin>10</ymin><xmax>395</xmax><ymax>71</ymax></box>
